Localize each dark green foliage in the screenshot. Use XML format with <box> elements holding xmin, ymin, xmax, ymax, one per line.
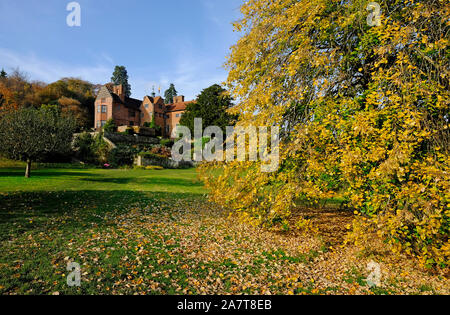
<box><xmin>103</xmin><ymin>119</ymin><xmax>116</xmax><ymax>133</ymax></box>
<box><xmin>138</xmin><ymin>152</ymin><xmax>169</xmax><ymax>161</ymax></box>
<box><xmin>92</xmin><ymin>132</ymin><xmax>110</xmax><ymax>164</ymax></box>
<box><xmin>73</xmin><ymin>132</ymin><xmax>97</xmax><ymax>164</ymax></box>
<box><xmin>144</xmin><ymin>116</ymin><xmax>162</xmax><ymax>136</ymax></box>
<box><xmin>124</xmin><ymin>127</ymin><xmax>134</xmax><ymax>136</ymax></box>
<box><xmin>0</xmin><ymin>106</ymin><xmax>77</xmax><ymax>177</ymax></box>
<box><xmin>164</xmin><ymin>83</ymin><xmax>178</xmax><ymax>104</ymax></box>
<box><xmin>179</xmin><ymin>84</ymin><xmax>237</xmax><ymax>134</ymax></box>
<box><xmin>138</xmin><ymin>152</ymin><xmax>169</xmax><ymax>167</ymax></box>
<box><xmin>160</xmin><ymin>139</ymin><xmax>174</xmax><ymax>148</ymax></box>
<box><xmin>108</xmin><ymin>145</ymin><xmax>136</xmax><ymax>167</ymax></box>
<box><xmin>0</xmin><ymin>68</ymin><xmax>6</xmax><ymax>78</ymax></box>
<box><xmin>111</xmin><ymin>66</ymin><xmax>131</xmax><ymax>97</ymax></box>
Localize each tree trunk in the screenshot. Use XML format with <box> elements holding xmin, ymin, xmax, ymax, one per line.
<box><xmin>25</xmin><ymin>159</ymin><xmax>31</xmax><ymax>178</ymax></box>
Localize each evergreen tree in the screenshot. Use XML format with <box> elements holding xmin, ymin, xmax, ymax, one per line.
<box><xmin>164</xmin><ymin>83</ymin><xmax>178</xmax><ymax>104</ymax></box>
<box><xmin>0</xmin><ymin>68</ymin><xmax>6</xmax><ymax>78</ymax></box>
<box><xmin>179</xmin><ymin>84</ymin><xmax>237</xmax><ymax>134</ymax></box>
<box><xmin>111</xmin><ymin>66</ymin><xmax>131</xmax><ymax>97</ymax></box>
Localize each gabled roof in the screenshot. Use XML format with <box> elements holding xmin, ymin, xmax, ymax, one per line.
<box><xmin>143</xmin><ymin>95</ymin><xmax>164</xmax><ymax>104</ymax></box>
<box><xmin>125</xmin><ymin>97</ymin><xmax>143</xmax><ymax>111</ymax></box>
<box><xmin>166</xmin><ymin>101</ymin><xmax>193</xmax><ymax>112</ymax></box>
<box><xmin>97</xmin><ymin>85</ymin><xmax>113</xmax><ymax>100</ymax></box>
<box><xmin>97</xmin><ymin>85</ymin><xmax>141</xmax><ymax>111</ymax></box>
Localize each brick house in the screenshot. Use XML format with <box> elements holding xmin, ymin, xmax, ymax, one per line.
<box><xmin>94</xmin><ymin>84</ymin><xmax>193</xmax><ymax>138</ymax></box>
<box><xmin>94</xmin><ymin>85</ymin><xmax>141</xmax><ymax>128</ymax></box>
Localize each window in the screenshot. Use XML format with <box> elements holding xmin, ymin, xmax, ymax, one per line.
<box><xmin>96</xmin><ymin>121</ymin><xmax>100</xmax><ymax>128</ymax></box>
<box><xmin>101</xmin><ymin>120</ymin><xmax>106</xmax><ymax>127</ymax></box>
<box><xmin>128</xmin><ymin>110</ymin><xmax>135</xmax><ymax>118</ymax></box>
<box><xmin>101</xmin><ymin>98</ymin><xmax>106</xmax><ymax>103</ymax></box>
<box><xmin>145</xmin><ymin>104</ymin><xmax>149</xmax><ymax>109</ymax></box>
<box><xmin>101</xmin><ymin>105</ymin><xmax>107</xmax><ymax>113</ymax></box>
<box><xmin>176</xmin><ymin>114</ymin><xmax>180</xmax><ymax>118</ymax></box>
<box><xmin>159</xmin><ymin>104</ymin><xmax>163</xmax><ymax>109</ymax></box>
<box><xmin>97</xmin><ymin>106</ymin><xmax>101</xmax><ymax>113</ymax></box>
<box><xmin>141</xmin><ymin>113</ymin><xmax>144</xmax><ymax>118</ymax></box>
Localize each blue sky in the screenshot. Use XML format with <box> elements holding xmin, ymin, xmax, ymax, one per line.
<box><xmin>0</xmin><ymin>0</ymin><xmax>243</xmax><ymax>100</ymax></box>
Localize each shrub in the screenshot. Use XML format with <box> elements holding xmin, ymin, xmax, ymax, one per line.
<box><xmin>92</xmin><ymin>132</ymin><xmax>110</xmax><ymax>164</ymax></box>
<box><xmin>145</xmin><ymin>165</ymin><xmax>164</xmax><ymax>171</ymax></box>
<box><xmin>124</xmin><ymin>127</ymin><xmax>135</xmax><ymax>136</ymax></box>
<box><xmin>103</xmin><ymin>119</ymin><xmax>116</xmax><ymax>133</ymax></box>
<box><xmin>138</xmin><ymin>152</ymin><xmax>168</xmax><ymax>162</ymax></box>
<box><xmin>160</xmin><ymin>139</ymin><xmax>174</xmax><ymax>148</ymax></box>
<box><xmin>147</xmin><ymin>117</ymin><xmax>162</xmax><ymax>136</ymax></box>
<box><xmin>73</xmin><ymin>132</ymin><xmax>96</xmax><ymax>164</ymax></box>
<box><xmin>138</xmin><ymin>151</ymin><xmax>169</xmax><ymax>168</ymax></box>
<box><xmin>108</xmin><ymin>145</ymin><xmax>136</xmax><ymax>167</ymax></box>
<box><xmin>150</xmin><ymin>146</ymin><xmax>172</xmax><ymax>158</ymax></box>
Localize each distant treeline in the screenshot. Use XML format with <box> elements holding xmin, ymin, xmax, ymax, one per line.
<box><xmin>0</xmin><ymin>69</ymin><xmax>101</xmax><ymax>131</ymax></box>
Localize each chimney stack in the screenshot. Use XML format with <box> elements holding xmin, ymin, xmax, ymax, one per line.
<box><xmin>113</xmin><ymin>84</ymin><xmax>125</xmax><ymax>102</ymax></box>
<box><xmin>173</xmin><ymin>95</ymin><xmax>185</xmax><ymax>103</ymax></box>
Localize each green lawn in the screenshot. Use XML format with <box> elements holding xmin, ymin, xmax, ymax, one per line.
<box><xmin>0</xmin><ymin>167</ymin><xmax>205</xmax><ymax>194</ymax></box>
<box><xmin>0</xmin><ymin>165</ymin><xmax>208</xmax><ymax>294</ymax></box>
<box><xmin>0</xmin><ymin>163</ymin><xmax>447</xmax><ymax>295</ymax></box>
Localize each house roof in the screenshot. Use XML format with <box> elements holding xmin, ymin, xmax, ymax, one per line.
<box><xmin>166</xmin><ymin>101</ymin><xmax>193</xmax><ymax>112</ymax></box>
<box><xmin>97</xmin><ymin>85</ymin><xmax>141</xmax><ymax>111</ymax></box>
<box><xmin>97</xmin><ymin>85</ymin><xmax>192</xmax><ymax>113</ymax></box>
<box><xmin>124</xmin><ymin>97</ymin><xmax>143</xmax><ymax>111</ymax></box>
<box><xmin>143</xmin><ymin>96</ymin><xmax>164</xmax><ymax>104</ymax></box>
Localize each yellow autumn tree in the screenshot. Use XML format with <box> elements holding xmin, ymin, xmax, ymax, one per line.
<box><xmin>201</xmin><ymin>0</ymin><xmax>449</xmax><ymax>267</ymax></box>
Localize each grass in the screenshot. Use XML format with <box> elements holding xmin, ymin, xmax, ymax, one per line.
<box><xmin>0</xmin><ymin>166</ymin><xmax>204</xmax><ymax>194</ymax></box>
<box><xmin>0</xmin><ymin>159</ymin><xmax>448</xmax><ymax>295</ymax></box>
<box><xmin>0</xmin><ymin>162</ymin><xmax>208</xmax><ymax>294</ymax></box>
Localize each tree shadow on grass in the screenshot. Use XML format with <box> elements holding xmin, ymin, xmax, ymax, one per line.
<box><xmin>141</xmin><ymin>177</ymin><xmax>204</xmax><ymax>187</ymax></box>
<box><xmin>0</xmin><ymin>170</ymin><xmax>97</xmax><ymax>178</ymax></box>
<box><xmin>79</xmin><ymin>177</ymin><xmax>204</xmax><ymax>187</ymax></box>
<box><xmin>0</xmin><ymin>190</ymin><xmax>203</xmax><ymax>241</ymax></box>
<box><xmin>80</xmin><ymin>177</ymin><xmax>135</xmax><ymax>185</ymax></box>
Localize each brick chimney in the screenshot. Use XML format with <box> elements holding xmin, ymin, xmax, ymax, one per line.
<box><xmin>173</xmin><ymin>95</ymin><xmax>185</xmax><ymax>103</ymax></box>
<box><xmin>113</xmin><ymin>84</ymin><xmax>125</xmax><ymax>102</ymax></box>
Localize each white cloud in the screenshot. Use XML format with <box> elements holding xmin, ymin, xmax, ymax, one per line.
<box><xmin>0</xmin><ymin>48</ymin><xmax>111</xmax><ymax>84</ymax></box>
<box><xmin>0</xmin><ymin>47</ymin><xmax>227</xmax><ymax>102</ymax></box>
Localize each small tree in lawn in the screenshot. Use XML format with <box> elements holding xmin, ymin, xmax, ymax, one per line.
<box><xmin>0</xmin><ymin>106</ymin><xmax>77</xmax><ymax>177</ymax></box>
